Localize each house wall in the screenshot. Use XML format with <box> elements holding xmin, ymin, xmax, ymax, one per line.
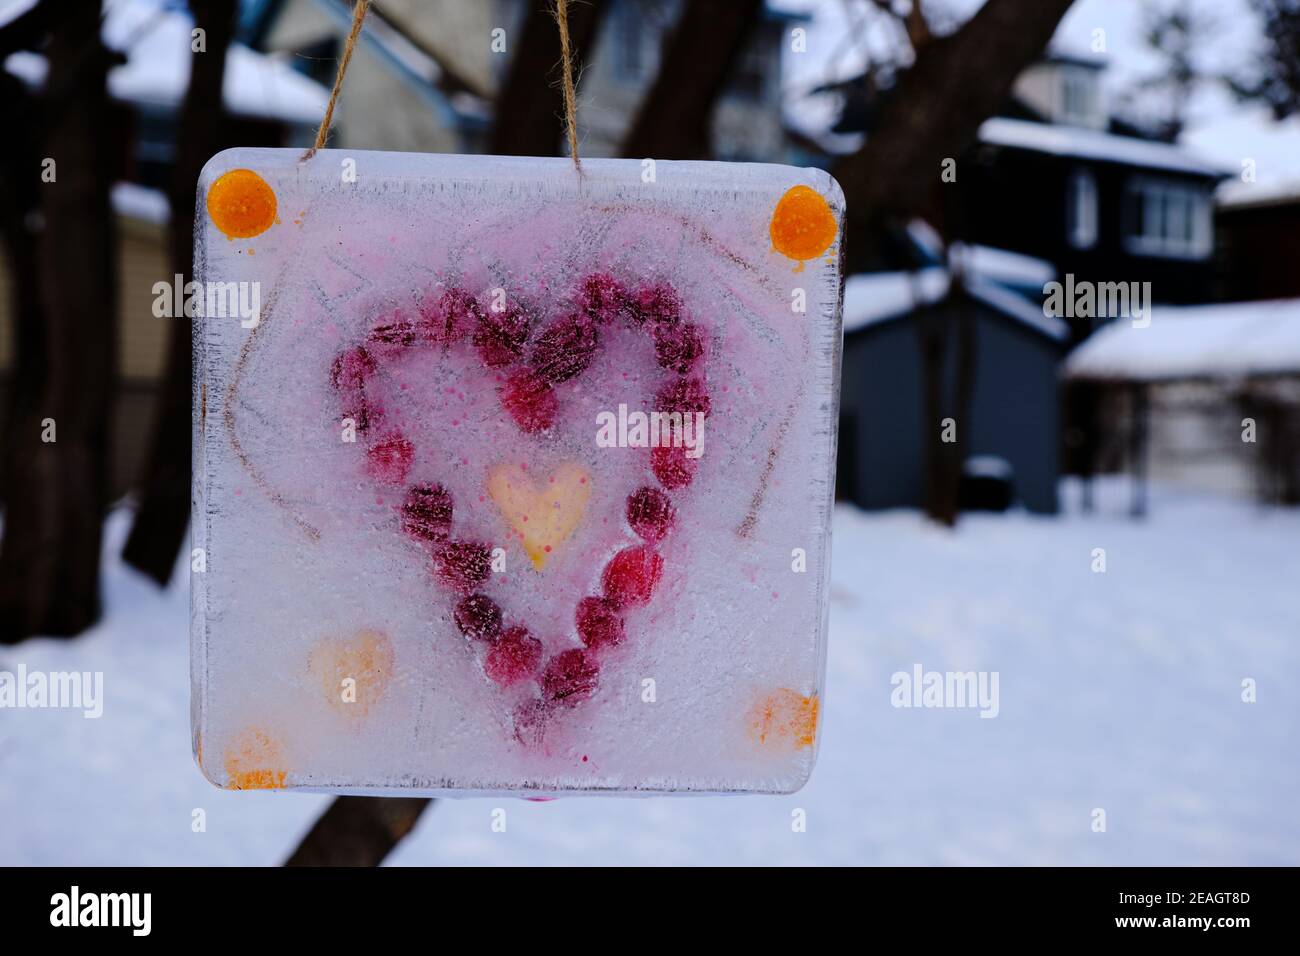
<box><xmin>262</xmin><ymin>0</ymin><xmax>793</xmax><ymax>161</ymax></box>
<box><xmin>263</xmin><ymin>0</ymin><xmax>468</xmax><ymax>154</ymax></box>
<box><xmin>1146</xmin><ymin>382</ymin><xmax>1259</xmax><ymax>498</ymax></box>
<box><xmin>1215</xmin><ymin>200</ymin><xmax>1300</xmax><ymax>302</ymax></box>
<box><xmin>0</xmin><ymin>214</ymin><xmax>170</xmax><ymax>498</ymax></box>
<box><xmin>958</xmin><ymin>147</ymin><xmax>1217</xmax><ymax>313</ymax></box>
<box><xmin>840</xmin><ymin>302</ymin><xmax>1061</xmax><ymax>514</ymax></box>
<box><xmin>967</xmin><ymin>307</ymin><xmax>1062</xmax><ymax>514</ymax></box>
<box><xmin>1012</xmin><ymin>61</ymin><xmax>1108</xmax><ymax>130</ymax></box>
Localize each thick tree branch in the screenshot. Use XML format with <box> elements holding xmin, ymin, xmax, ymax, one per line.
<box><xmin>122</xmin><ymin>0</ymin><xmax>236</xmax><ymax>585</ymax></box>
<box><xmin>0</xmin><ymin>0</ymin><xmax>118</xmax><ymax>639</ymax></box>
<box><xmin>285</xmin><ymin>797</ymin><xmax>433</xmax><ymax>866</ymax></box>
<box><xmin>620</xmin><ymin>0</ymin><xmax>764</xmax><ymax>159</ymax></box>
<box><xmin>833</xmin><ymin>0</ymin><xmax>1076</xmax><ymax>273</ymax></box>
<box><xmin>490</xmin><ymin>0</ymin><xmax>609</xmax><ymax>156</ymax></box>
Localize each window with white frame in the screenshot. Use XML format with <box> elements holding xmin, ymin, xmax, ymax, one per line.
<box><xmin>1122</xmin><ymin>177</ymin><xmax>1212</xmax><ymax>259</ymax></box>
<box><xmin>1066</xmin><ymin>168</ymin><xmax>1098</xmax><ymax>249</ymax></box>
<box><xmin>1058</xmin><ymin>66</ymin><xmax>1103</xmax><ymax>128</ymax></box>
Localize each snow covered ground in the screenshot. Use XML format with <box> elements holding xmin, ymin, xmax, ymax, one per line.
<box><xmin>2</xmin><ymin>479</ymin><xmax>1297</xmax><ymax>866</ymax></box>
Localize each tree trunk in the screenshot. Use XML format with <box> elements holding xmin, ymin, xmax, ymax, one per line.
<box><xmin>833</xmin><ymin>0</ymin><xmax>1077</xmax><ymax>274</ymax></box>
<box><xmin>0</xmin><ymin>72</ymin><xmax>45</xmax><ymax>544</ymax></box>
<box><xmin>946</xmin><ymin>289</ymin><xmax>977</xmax><ymax>521</ymax></box>
<box><xmin>914</xmin><ymin>292</ymin><xmax>953</xmax><ymax>526</ymax></box>
<box><xmin>620</xmin><ymin>0</ymin><xmax>764</xmax><ymax>159</ymax></box>
<box><xmin>0</xmin><ymin>1</ymin><xmax>118</xmax><ymax>641</ymax></box>
<box><xmin>121</xmin><ymin>0</ymin><xmax>237</xmax><ymax>585</ymax></box>
<box><xmin>285</xmin><ymin>797</ymin><xmax>433</xmax><ymax>866</ymax></box>
<box><xmin>489</xmin><ymin>0</ymin><xmax>610</xmax><ymax>156</ymax></box>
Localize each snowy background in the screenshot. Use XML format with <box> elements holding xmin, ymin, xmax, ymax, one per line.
<box><xmin>780</xmin><ymin>0</ymin><xmax>1300</xmax><ymax>194</ymax></box>
<box><xmin>2</xmin><ymin>0</ymin><xmax>1298</xmax><ymax>866</ymax></box>
<box><xmin>2</xmin><ymin>477</ymin><xmax>1296</xmax><ymax>865</ymax></box>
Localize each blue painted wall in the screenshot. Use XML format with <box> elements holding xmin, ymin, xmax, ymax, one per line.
<box><xmin>839</xmin><ymin>299</ymin><xmax>1063</xmax><ymax>514</ymax></box>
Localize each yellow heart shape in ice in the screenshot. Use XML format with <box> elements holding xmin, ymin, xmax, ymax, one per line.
<box><xmin>307</xmin><ymin>629</ymin><xmax>394</xmax><ymax>717</ymax></box>
<box><xmin>487</xmin><ymin>462</ymin><xmax>591</xmax><ymax>571</ymax></box>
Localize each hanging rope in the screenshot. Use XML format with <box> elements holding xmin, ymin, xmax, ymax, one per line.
<box><xmin>301</xmin><ymin>0</ymin><xmax>580</xmax><ymax>169</ymax></box>
<box><xmin>552</xmin><ymin>0</ymin><xmax>581</xmax><ymax>171</ymax></box>
<box><xmin>301</xmin><ymin>0</ymin><xmax>371</xmax><ymax>161</ymax></box>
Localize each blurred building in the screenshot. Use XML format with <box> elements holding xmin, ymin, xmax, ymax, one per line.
<box><xmin>566</xmin><ymin>0</ymin><xmax>803</xmax><ymax>161</ymax></box>
<box><xmin>0</xmin><ymin>0</ymin><xmax>329</xmax><ymax>497</ymax></box>
<box><xmin>1215</xmin><ymin>182</ymin><xmax>1300</xmax><ymax>303</ymax></box>
<box><xmin>246</xmin><ymin>0</ymin><xmax>805</xmax><ymax>161</ymax></box>
<box><xmin>1066</xmin><ymin>300</ymin><xmax>1300</xmax><ymax>507</ymax></box>
<box><xmin>242</xmin><ymin>0</ymin><xmax>494</xmax><ymax>154</ymax></box>
<box><xmin>839</xmin><ymin>256</ymin><xmax>1069</xmax><ymax>515</ymax></box>
<box><xmin>962</xmin><ymin>52</ymin><xmax>1228</xmax><ymax>326</ymax></box>
<box><xmin>800</xmin><ymin>47</ymin><xmax>1300</xmax><ymax>515</ymax></box>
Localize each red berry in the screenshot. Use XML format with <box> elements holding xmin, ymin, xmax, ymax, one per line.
<box><xmin>455</xmin><ymin>594</ymin><xmax>503</xmax><ymax>641</ymax></box>
<box><xmin>656</xmin><ymin>375</ymin><xmax>712</xmax><ymax>417</ymax></box>
<box><xmin>631</xmin><ymin>282</ymin><xmax>682</xmax><ymax>326</ymax></box>
<box><xmin>333</xmin><ymin>348</ymin><xmax>380</xmax><ymax>434</ymax></box>
<box><xmin>652</xmin><ymin>320</ymin><xmax>705</xmax><ymax>373</ymax></box>
<box><xmin>339</xmin><ymin>388</ymin><xmax>377</xmax><ymax>433</ymax></box>
<box><xmin>484</xmin><ymin>626</ymin><xmax>543</xmax><ymax>687</ymax></box>
<box><xmin>531</xmin><ymin>313</ymin><xmax>599</xmax><ymax>383</ymax></box>
<box><xmin>433</xmin><ymin>539</ymin><xmax>492</xmax><ymax>593</ymax></box>
<box><xmin>575</xmin><ymin>596</ymin><xmax>625</xmax><ymax>650</ymax></box>
<box><xmin>473</xmin><ymin>303</ymin><xmax>532</xmax><ymax>367</ymax></box>
<box><xmin>626</xmin><ymin>486</ymin><xmax>675</xmax><ymax>542</ymax></box>
<box><xmin>576</xmin><ymin>272</ymin><xmax>630</xmax><ymax>325</ymax></box>
<box><xmin>419</xmin><ymin>287</ymin><xmax>481</xmax><ymax>345</ymax></box>
<box><xmin>401</xmin><ymin>483</ymin><xmax>453</xmax><ymax>542</ymax></box>
<box><xmin>330</xmin><ymin>345</ymin><xmax>376</xmax><ymax>391</ymax></box>
<box><xmin>368</xmin><ymin>309</ymin><xmax>417</xmax><ymax>348</ymax></box>
<box><xmin>366</xmin><ymin>431</ymin><xmax>414</xmax><ymax>485</ymax></box>
<box><xmin>601</xmin><ymin>545</ymin><xmax>664</xmax><ymax>608</ymax></box>
<box><xmin>454</xmin><ymin>593</ymin><xmax>503</xmax><ymax>642</ymax></box>
<box><xmin>541</xmin><ymin>648</ymin><xmax>600</xmax><ymax>706</ymax></box>
<box><xmin>651</xmin><ymin>444</ymin><xmax>698</xmax><ymax>490</ymax></box>
<box><xmin>500</xmin><ymin>369</ymin><xmax>558</xmax><ymax>433</ymax></box>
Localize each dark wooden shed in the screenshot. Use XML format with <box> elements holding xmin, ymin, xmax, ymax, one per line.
<box><xmin>838</xmin><ymin>272</ymin><xmax>1069</xmax><ymax>515</ymax></box>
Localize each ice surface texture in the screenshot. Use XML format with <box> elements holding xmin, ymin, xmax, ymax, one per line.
<box><xmin>192</xmin><ymin>149</ymin><xmax>843</xmax><ymax>796</ymax></box>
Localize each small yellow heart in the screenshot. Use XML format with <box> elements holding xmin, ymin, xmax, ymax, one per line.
<box><xmin>487</xmin><ymin>462</ymin><xmax>591</xmax><ymax>570</ymax></box>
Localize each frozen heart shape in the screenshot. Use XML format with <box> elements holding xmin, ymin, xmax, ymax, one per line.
<box><xmin>487</xmin><ymin>462</ymin><xmax>591</xmax><ymax>570</ymax></box>
<box><xmin>328</xmin><ymin>273</ymin><xmax>710</xmax><ymax>743</ymax></box>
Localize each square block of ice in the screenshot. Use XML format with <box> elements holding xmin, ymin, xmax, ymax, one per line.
<box><xmin>192</xmin><ymin>148</ymin><xmax>842</xmax><ymax>796</ymax></box>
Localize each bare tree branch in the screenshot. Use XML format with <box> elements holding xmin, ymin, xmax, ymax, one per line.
<box><xmin>286</xmin><ymin>797</ymin><xmax>433</xmax><ymax>866</ymax></box>
<box><xmin>490</xmin><ymin>0</ymin><xmax>610</xmax><ymax>156</ymax></box>
<box><xmin>620</xmin><ymin>0</ymin><xmax>765</xmax><ymax>159</ymax></box>
<box><xmin>833</xmin><ymin>0</ymin><xmax>1076</xmax><ymax>273</ymax></box>
<box><xmin>869</xmin><ymin>0</ymin><xmax>932</xmax><ymax>49</ymax></box>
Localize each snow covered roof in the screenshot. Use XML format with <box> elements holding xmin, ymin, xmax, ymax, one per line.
<box><xmin>965</xmin><ymin>278</ymin><xmax>1069</xmax><ymax>341</ymax></box>
<box><xmin>112</xmin><ymin>182</ymin><xmax>170</xmax><ymax>225</ymax></box>
<box><xmin>979</xmin><ymin>117</ymin><xmax>1227</xmax><ymax>179</ymax></box>
<box><xmin>905</xmin><ymin>223</ymin><xmax>1057</xmax><ymax>289</ymax></box>
<box><xmin>952</xmin><ymin>243</ymin><xmax>1055</xmax><ymax>289</ymax></box>
<box><xmin>843</xmin><ymin>267</ymin><xmax>1069</xmax><ymax>342</ymax></box>
<box><xmin>843</xmin><ymin>268</ymin><xmax>949</xmax><ymax>333</ymax></box>
<box><xmin>1065</xmin><ymin>299</ymin><xmax>1300</xmax><ymax>382</ymax></box>
<box><xmin>1217</xmin><ymin>177</ymin><xmax>1300</xmax><ymax>210</ymax></box>
<box><xmin>1</xmin><ymin>0</ymin><xmax>328</xmax><ymax>123</ymax></box>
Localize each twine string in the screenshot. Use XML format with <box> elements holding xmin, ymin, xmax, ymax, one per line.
<box><xmin>553</xmin><ymin>0</ymin><xmax>581</xmax><ymax>171</ymax></box>
<box><xmin>301</xmin><ymin>0</ymin><xmax>580</xmax><ymax>170</ymax></box>
<box><xmin>301</xmin><ymin>0</ymin><xmax>371</xmax><ymax>161</ymax></box>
